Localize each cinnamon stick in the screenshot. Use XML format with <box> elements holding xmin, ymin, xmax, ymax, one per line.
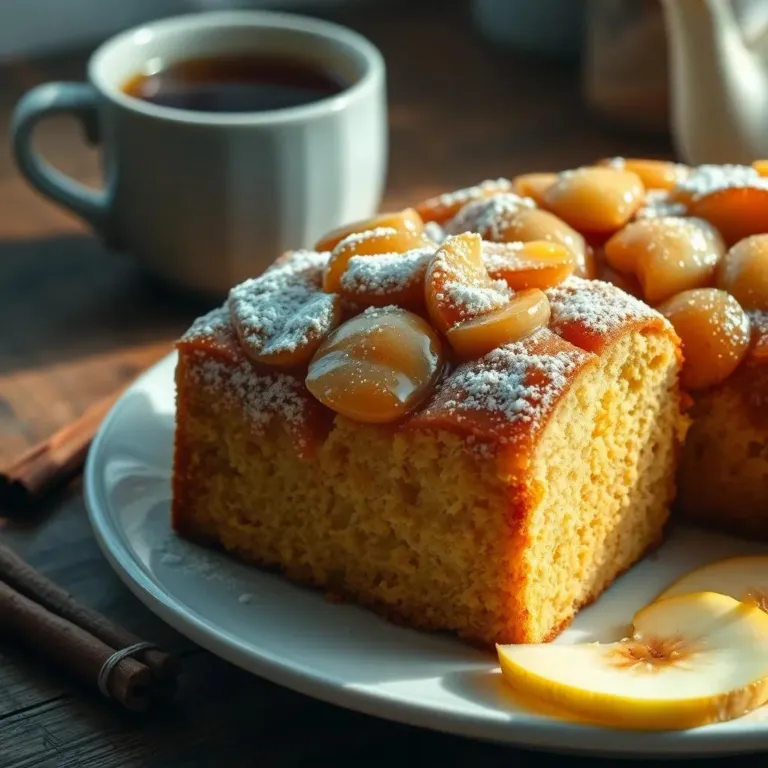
<box><xmin>0</xmin><ymin>580</ymin><xmax>153</xmax><ymax>711</ymax></box>
<box><xmin>0</xmin><ymin>388</ymin><xmax>123</xmax><ymax>510</ymax></box>
<box><xmin>0</xmin><ymin>541</ymin><xmax>177</xmax><ymax>689</ymax></box>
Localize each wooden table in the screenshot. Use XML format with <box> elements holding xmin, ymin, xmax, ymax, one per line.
<box><xmin>0</xmin><ymin>2</ymin><xmax>756</xmax><ymax>765</ymax></box>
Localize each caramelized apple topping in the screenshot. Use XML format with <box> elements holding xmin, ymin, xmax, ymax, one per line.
<box><xmin>306</xmin><ymin>306</ymin><xmax>445</xmax><ymax>423</ymax></box>
<box><xmin>542</xmin><ymin>167</ymin><xmax>645</xmax><ymax>234</ymax></box>
<box><xmin>225</xmin><ymin>159</ymin><xmax>768</xmax><ymax>423</ymax></box>
<box><xmin>425</xmin><ymin>232</ymin><xmax>511</xmax><ymax>334</ymax></box>
<box><xmin>228</xmin><ymin>250</ymin><xmax>342</xmax><ymax>367</ymax></box>
<box><xmin>314</xmin><ymin>208</ymin><xmax>424</xmax><ymax>253</ymax></box>
<box><xmin>483</xmin><ymin>241</ymin><xmax>575</xmax><ymax>290</ymax></box>
<box><xmin>323</xmin><ymin>226</ymin><xmax>434</xmax><ymax>293</ymax></box>
<box><xmin>717</xmin><ymin>234</ymin><xmax>768</xmax><ymax>311</ymax></box>
<box><xmin>658</xmin><ymin>288</ymin><xmax>751</xmax><ymax>390</ymax></box>
<box><xmin>446</xmin><ymin>289</ymin><xmax>551</xmax><ymax>360</ymax></box>
<box><xmin>605</xmin><ymin>217</ymin><xmax>725</xmax><ymax>305</ymax></box>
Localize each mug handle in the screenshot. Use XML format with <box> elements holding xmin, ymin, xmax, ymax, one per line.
<box><xmin>11</xmin><ymin>82</ymin><xmax>116</xmax><ymax>245</ymax></box>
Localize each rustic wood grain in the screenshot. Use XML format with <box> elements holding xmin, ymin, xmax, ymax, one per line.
<box><xmin>1</xmin><ymin>1</ymin><xmax>752</xmax><ymax>766</ymax></box>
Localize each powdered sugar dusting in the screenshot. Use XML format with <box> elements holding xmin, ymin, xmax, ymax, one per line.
<box><xmin>431</xmin><ymin>235</ymin><xmax>511</xmax><ymax>318</ymax></box>
<box><xmin>635</xmin><ymin>190</ymin><xmax>688</xmax><ymax>219</ymax></box>
<box><xmin>418</xmin><ymin>330</ymin><xmax>591</xmax><ymax>442</ymax></box>
<box><xmin>438</xmin><ymin>276</ymin><xmax>511</xmax><ymax>318</ymax></box>
<box><xmin>482</xmin><ymin>241</ymin><xmax>552</xmax><ymax>275</ymax></box>
<box><xmin>340</xmin><ymin>247</ymin><xmax>434</xmax><ymax>297</ymax></box>
<box><xmin>227</xmin><ymin>250</ymin><xmax>339</xmax><ymax>358</ymax></box>
<box><xmin>424</xmin><ymin>221</ymin><xmax>447</xmax><ymax>244</ymax></box>
<box><xmin>433</xmin><ymin>178</ymin><xmax>513</xmax><ymax>211</ymax></box>
<box><xmin>673</xmin><ymin>164</ymin><xmax>768</xmax><ymax>200</ymax></box>
<box><xmin>749</xmin><ymin>310</ymin><xmax>768</xmax><ymax>360</ymax></box>
<box><xmin>334</xmin><ymin>227</ymin><xmax>400</xmax><ymax>253</ymax></box>
<box><xmin>187</xmin><ymin>351</ymin><xmax>310</xmax><ymax>432</ymax></box>
<box><xmin>444</xmin><ymin>193</ymin><xmax>536</xmax><ymax>237</ymax></box>
<box><xmin>547</xmin><ymin>276</ymin><xmax>668</xmax><ymax>340</ymax></box>
<box><xmin>156</xmin><ymin>533</ymin><xmax>240</xmax><ymax>588</ymax></box>
<box><xmin>180</xmin><ymin>304</ymin><xmax>235</xmax><ymax>346</ymax></box>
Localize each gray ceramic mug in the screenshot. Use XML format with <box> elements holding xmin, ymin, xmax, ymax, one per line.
<box><xmin>11</xmin><ymin>11</ymin><xmax>387</xmax><ymax>296</ymax></box>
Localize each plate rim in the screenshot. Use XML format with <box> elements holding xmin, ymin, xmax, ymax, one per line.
<box><xmin>83</xmin><ymin>351</ymin><xmax>768</xmax><ymax>758</ymax></box>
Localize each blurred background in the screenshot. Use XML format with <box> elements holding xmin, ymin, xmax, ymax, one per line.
<box><xmin>5</xmin><ymin>0</ymin><xmax>768</xmax><ymax>145</ymax></box>
<box><xmin>4</xmin><ymin>0</ymin><xmax>768</xmax><ymax>238</ymax></box>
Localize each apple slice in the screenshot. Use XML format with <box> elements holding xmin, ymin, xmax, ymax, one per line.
<box><xmin>604</xmin><ymin>216</ymin><xmax>725</xmax><ymax>305</ymax></box>
<box><xmin>497</xmin><ymin>591</ymin><xmax>768</xmax><ymax>730</ymax></box>
<box><xmin>483</xmin><ymin>241</ymin><xmax>575</xmax><ymax>290</ymax></box>
<box><xmin>314</xmin><ymin>208</ymin><xmax>424</xmax><ymax>253</ymax></box>
<box><xmin>655</xmin><ymin>556</ymin><xmax>768</xmax><ymax>612</ymax></box>
<box><xmin>687</xmin><ymin>186</ymin><xmax>768</xmax><ymax>245</ymax></box>
<box><xmin>323</xmin><ymin>227</ymin><xmax>434</xmax><ymax>293</ymax></box>
<box><xmin>445</xmin><ymin>288</ymin><xmax>551</xmax><ymax>360</ymax></box>
<box><xmin>424</xmin><ymin>232</ymin><xmax>511</xmax><ymax>334</ymax></box>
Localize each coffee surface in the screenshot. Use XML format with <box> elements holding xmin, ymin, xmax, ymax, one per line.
<box><xmin>122</xmin><ymin>54</ymin><xmax>347</xmax><ymax>113</ymax></box>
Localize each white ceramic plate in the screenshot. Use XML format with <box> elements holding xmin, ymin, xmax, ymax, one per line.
<box><xmin>85</xmin><ymin>352</ymin><xmax>768</xmax><ymax>758</ymax></box>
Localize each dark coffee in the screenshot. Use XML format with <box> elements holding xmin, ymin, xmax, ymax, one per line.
<box><xmin>122</xmin><ymin>54</ymin><xmax>348</xmax><ymax>113</ymax></box>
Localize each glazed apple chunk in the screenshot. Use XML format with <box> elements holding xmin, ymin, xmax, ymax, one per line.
<box><xmin>425</xmin><ymin>233</ymin><xmax>553</xmax><ymax>358</ymax></box>
<box><xmin>542</xmin><ymin>166</ymin><xmax>645</xmax><ymax>234</ymax></box>
<box><xmin>314</xmin><ymin>207</ymin><xmax>424</xmax><ymax>253</ymax></box>
<box><xmin>306</xmin><ymin>306</ymin><xmax>445</xmax><ymax>423</ymax></box>
<box><xmin>446</xmin><ymin>288</ymin><xmax>551</xmax><ymax>361</ymax></box>
<box><xmin>442</xmin><ymin>194</ymin><xmax>592</xmax><ymax>279</ymax></box>
<box><xmin>424</xmin><ymin>232</ymin><xmax>511</xmax><ymax>334</ymax></box>
<box><xmin>491</xmin><ymin>208</ymin><xmax>593</xmax><ymax>278</ymax></box>
<box><xmin>323</xmin><ymin>226</ymin><xmax>434</xmax><ymax>293</ymax></box>
<box><xmin>482</xmin><ymin>241</ymin><xmax>575</xmax><ymax>290</ymax></box>
<box><xmin>604</xmin><ymin>217</ymin><xmax>726</xmax><ymax>305</ymax></box>
<box><xmin>717</xmin><ymin>234</ymin><xmax>768</xmax><ymax>311</ymax></box>
<box><xmin>669</xmin><ymin>164</ymin><xmax>768</xmax><ymax>244</ymax></box>
<box><xmin>657</xmin><ymin>288</ymin><xmax>751</xmax><ymax>390</ymax></box>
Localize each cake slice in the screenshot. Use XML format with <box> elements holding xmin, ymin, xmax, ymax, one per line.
<box><xmin>172</xmin><ymin>249</ymin><xmax>686</xmax><ymax>645</ymax></box>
